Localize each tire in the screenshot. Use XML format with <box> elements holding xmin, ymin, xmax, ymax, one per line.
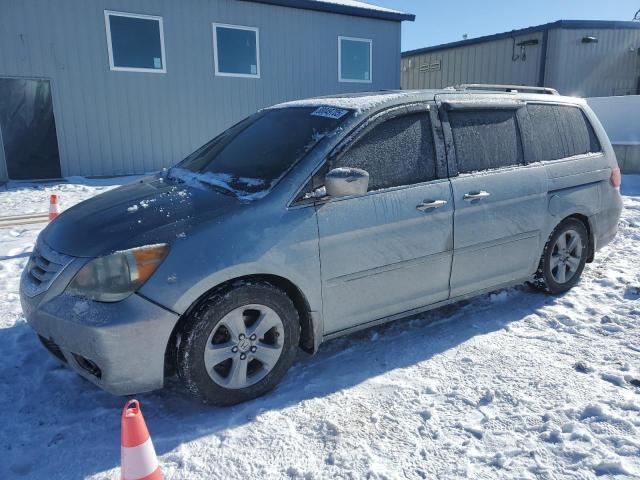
<box><xmin>533</xmin><ymin>218</ymin><xmax>588</xmax><ymax>294</ymax></box>
<box><xmin>177</xmin><ymin>281</ymin><xmax>300</xmax><ymax>406</ymax></box>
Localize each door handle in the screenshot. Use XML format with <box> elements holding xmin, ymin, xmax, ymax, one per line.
<box><xmin>463</xmin><ymin>190</ymin><xmax>491</xmax><ymax>201</ymax></box>
<box><xmin>416</xmin><ymin>199</ymin><xmax>448</xmax><ymax>211</ymax></box>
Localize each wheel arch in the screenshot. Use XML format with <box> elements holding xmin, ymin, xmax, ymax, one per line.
<box><xmin>164</xmin><ymin>274</ymin><xmax>317</xmax><ymax>378</ymax></box>
<box><xmin>564</xmin><ymin>213</ymin><xmax>595</xmax><ymax>263</ymax></box>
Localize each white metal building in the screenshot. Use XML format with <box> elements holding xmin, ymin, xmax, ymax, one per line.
<box><xmin>402</xmin><ymin>20</ymin><xmax>640</xmax><ymax>98</ymax></box>
<box><xmin>0</xmin><ymin>0</ymin><xmax>413</xmax><ymax>181</ymax></box>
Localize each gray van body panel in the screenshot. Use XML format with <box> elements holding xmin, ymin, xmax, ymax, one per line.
<box><xmin>19</xmin><ymin>89</ymin><xmax>622</xmax><ymax>395</ymax></box>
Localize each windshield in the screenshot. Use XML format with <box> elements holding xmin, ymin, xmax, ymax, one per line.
<box><xmin>168</xmin><ymin>106</ymin><xmax>351</xmax><ymax>199</ymax></box>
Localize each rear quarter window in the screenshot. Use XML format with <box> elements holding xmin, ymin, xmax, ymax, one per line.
<box><xmin>448</xmin><ymin>109</ymin><xmax>524</xmax><ymax>173</ymax></box>
<box><xmin>526</xmin><ymin>104</ymin><xmax>601</xmax><ymax>162</ymax></box>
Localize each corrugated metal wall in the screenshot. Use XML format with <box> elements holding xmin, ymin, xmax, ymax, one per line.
<box><xmin>401</xmin><ymin>32</ymin><xmax>544</xmax><ymax>90</ymax></box>
<box><xmin>402</xmin><ymin>26</ymin><xmax>640</xmax><ymax>98</ymax></box>
<box><xmin>0</xmin><ymin>0</ymin><xmax>401</xmax><ymax>179</ymax></box>
<box><xmin>545</xmin><ymin>28</ymin><xmax>640</xmax><ymax>97</ymax></box>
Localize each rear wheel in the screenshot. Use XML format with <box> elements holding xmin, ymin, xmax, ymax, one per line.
<box><xmin>177</xmin><ymin>281</ymin><xmax>300</xmax><ymax>405</ymax></box>
<box><xmin>533</xmin><ymin>218</ymin><xmax>588</xmax><ymax>294</ymax></box>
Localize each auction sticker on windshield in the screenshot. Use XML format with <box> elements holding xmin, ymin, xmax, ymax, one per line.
<box><xmin>311</xmin><ymin>106</ymin><xmax>349</xmax><ymax>119</ymax></box>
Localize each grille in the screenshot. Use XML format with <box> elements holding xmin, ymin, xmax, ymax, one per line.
<box><xmin>38</xmin><ymin>335</ymin><xmax>67</xmax><ymax>363</ymax></box>
<box><xmin>22</xmin><ymin>240</ymin><xmax>74</xmax><ymax>297</ymax></box>
<box><xmin>28</xmin><ymin>248</ymin><xmax>63</xmax><ymax>286</ymax></box>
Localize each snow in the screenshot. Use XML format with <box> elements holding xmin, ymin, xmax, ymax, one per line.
<box><xmin>167</xmin><ymin>168</ymin><xmax>269</xmax><ymax>201</ymax></box>
<box><xmin>271</xmin><ymin>92</ymin><xmax>414</xmax><ymax>116</ymax></box>
<box><xmin>309</xmin><ymin>0</ymin><xmax>406</xmax><ymax>14</ymax></box>
<box><xmin>0</xmin><ymin>176</ymin><xmax>142</xmax><ymax>217</ymax></box>
<box><xmin>1</xmin><ymin>175</ymin><xmax>640</xmax><ymax>479</ymax></box>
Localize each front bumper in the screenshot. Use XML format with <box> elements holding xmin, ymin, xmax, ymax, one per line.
<box><xmin>20</xmin><ymin>262</ymin><xmax>179</xmax><ymax>395</ymax></box>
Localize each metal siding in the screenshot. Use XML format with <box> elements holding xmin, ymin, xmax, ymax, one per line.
<box><xmin>0</xmin><ymin>0</ymin><xmax>401</xmax><ymax>178</ymax></box>
<box><xmin>403</xmin><ymin>25</ymin><xmax>640</xmax><ymax>98</ymax></box>
<box><xmin>0</xmin><ymin>125</ymin><xmax>6</xmax><ymax>182</ymax></box>
<box><xmin>402</xmin><ymin>20</ymin><xmax>640</xmax><ymax>57</ymax></box>
<box><xmin>401</xmin><ymin>32</ymin><xmax>543</xmax><ymax>90</ymax></box>
<box><xmin>545</xmin><ymin>27</ymin><xmax>640</xmax><ymax>97</ymax></box>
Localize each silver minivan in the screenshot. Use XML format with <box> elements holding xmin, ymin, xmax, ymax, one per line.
<box><xmin>20</xmin><ymin>86</ymin><xmax>623</xmax><ymax>405</ymax></box>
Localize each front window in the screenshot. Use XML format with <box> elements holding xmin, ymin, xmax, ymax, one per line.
<box><xmin>169</xmin><ymin>106</ymin><xmax>351</xmax><ymax>199</ymax></box>
<box><xmin>333</xmin><ymin>112</ymin><xmax>437</xmax><ymax>191</ymax></box>
<box><xmin>104</xmin><ymin>11</ymin><xmax>166</xmax><ymax>73</ymax></box>
<box><xmin>213</xmin><ymin>23</ymin><xmax>260</xmax><ymax>78</ymax></box>
<box><xmin>339</xmin><ymin>36</ymin><xmax>372</xmax><ymax>83</ymax></box>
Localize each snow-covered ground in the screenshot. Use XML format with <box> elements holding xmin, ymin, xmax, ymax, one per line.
<box><xmin>1</xmin><ymin>176</ymin><xmax>639</xmax><ymax>480</ymax></box>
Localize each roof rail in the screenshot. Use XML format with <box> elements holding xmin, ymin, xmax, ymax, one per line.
<box><xmin>453</xmin><ymin>84</ymin><xmax>560</xmax><ymax>95</ymax></box>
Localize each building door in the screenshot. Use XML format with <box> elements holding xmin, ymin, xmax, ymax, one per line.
<box><xmin>0</xmin><ymin>77</ymin><xmax>61</xmax><ymax>180</ymax></box>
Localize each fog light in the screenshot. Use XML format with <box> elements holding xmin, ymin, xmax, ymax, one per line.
<box><xmin>72</xmin><ymin>354</ymin><xmax>102</xmax><ymax>379</ymax></box>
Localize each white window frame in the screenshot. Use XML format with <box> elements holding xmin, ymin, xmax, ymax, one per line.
<box><xmin>338</xmin><ymin>36</ymin><xmax>373</xmax><ymax>84</ymax></box>
<box><xmin>212</xmin><ymin>23</ymin><xmax>261</xmax><ymax>79</ymax></box>
<box><xmin>104</xmin><ymin>10</ymin><xmax>167</xmax><ymax>73</ymax></box>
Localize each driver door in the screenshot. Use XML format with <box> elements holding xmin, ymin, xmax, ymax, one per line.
<box><xmin>315</xmin><ymin>104</ymin><xmax>454</xmax><ymax>334</ymax></box>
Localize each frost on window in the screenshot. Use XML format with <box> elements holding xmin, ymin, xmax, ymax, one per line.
<box><xmin>449</xmin><ymin>109</ymin><xmax>523</xmax><ymax>174</ymax></box>
<box><xmin>333</xmin><ymin>113</ymin><xmax>436</xmax><ymax>191</ymax></box>
<box><xmin>527</xmin><ymin>104</ymin><xmax>601</xmax><ymax>161</ymax></box>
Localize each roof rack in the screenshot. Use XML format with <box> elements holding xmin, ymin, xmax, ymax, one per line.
<box><xmin>453</xmin><ymin>84</ymin><xmax>560</xmax><ymax>95</ymax></box>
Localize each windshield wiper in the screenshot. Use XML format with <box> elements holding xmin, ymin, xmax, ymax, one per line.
<box><xmin>166</xmin><ymin>168</ymin><xmax>237</xmax><ymax>197</ymax></box>
<box><xmin>202</xmin><ymin>182</ymin><xmax>236</xmax><ymax>197</ymax></box>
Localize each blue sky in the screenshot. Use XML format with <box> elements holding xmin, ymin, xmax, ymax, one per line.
<box><xmin>371</xmin><ymin>0</ymin><xmax>640</xmax><ymax>51</ymax></box>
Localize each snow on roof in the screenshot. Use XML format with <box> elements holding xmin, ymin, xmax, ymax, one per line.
<box><xmin>242</xmin><ymin>0</ymin><xmax>415</xmax><ymax>22</ymax></box>
<box><xmin>270</xmin><ymin>91</ymin><xmax>415</xmax><ymax>115</ymax></box>
<box><xmin>311</xmin><ymin>0</ymin><xmax>403</xmax><ymax>14</ymax></box>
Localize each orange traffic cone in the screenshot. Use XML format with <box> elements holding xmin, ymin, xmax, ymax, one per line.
<box><xmin>121</xmin><ymin>399</ymin><xmax>163</xmax><ymax>480</ymax></box>
<box><xmin>48</xmin><ymin>195</ymin><xmax>60</xmax><ymax>221</ymax></box>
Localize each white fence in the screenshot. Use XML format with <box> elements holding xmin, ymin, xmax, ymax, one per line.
<box><xmin>587</xmin><ymin>95</ymin><xmax>640</xmax><ymax>173</ymax></box>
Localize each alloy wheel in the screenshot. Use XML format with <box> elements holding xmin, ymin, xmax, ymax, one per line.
<box><xmin>204</xmin><ymin>304</ymin><xmax>284</xmax><ymax>389</ymax></box>
<box><xmin>550</xmin><ymin>229</ymin><xmax>583</xmax><ymax>284</ymax></box>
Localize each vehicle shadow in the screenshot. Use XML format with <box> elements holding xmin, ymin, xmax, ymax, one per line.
<box><xmin>0</xmin><ymin>285</ymin><xmax>557</xmax><ymax>479</ymax></box>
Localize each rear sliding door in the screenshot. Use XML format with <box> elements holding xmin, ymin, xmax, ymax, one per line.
<box><xmin>438</xmin><ymin>96</ymin><xmax>548</xmax><ymax>297</ymax></box>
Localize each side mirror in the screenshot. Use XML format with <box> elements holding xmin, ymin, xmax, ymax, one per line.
<box><xmin>325</xmin><ymin>167</ymin><xmax>369</xmax><ymax>197</ymax></box>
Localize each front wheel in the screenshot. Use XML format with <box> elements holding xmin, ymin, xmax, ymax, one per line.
<box><xmin>177</xmin><ymin>281</ymin><xmax>300</xmax><ymax>405</ymax></box>
<box><xmin>533</xmin><ymin>218</ymin><xmax>588</xmax><ymax>294</ymax></box>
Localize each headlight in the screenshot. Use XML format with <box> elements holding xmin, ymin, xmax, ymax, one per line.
<box><xmin>66</xmin><ymin>244</ymin><xmax>169</xmax><ymax>302</ymax></box>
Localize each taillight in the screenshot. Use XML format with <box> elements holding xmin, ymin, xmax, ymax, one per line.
<box><xmin>610</xmin><ymin>167</ymin><xmax>621</xmax><ymax>189</ymax></box>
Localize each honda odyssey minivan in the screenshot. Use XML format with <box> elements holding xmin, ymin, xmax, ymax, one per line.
<box><xmin>21</xmin><ymin>86</ymin><xmax>623</xmax><ymax>405</ymax></box>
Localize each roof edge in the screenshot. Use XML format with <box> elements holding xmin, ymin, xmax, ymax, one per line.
<box><xmin>239</xmin><ymin>0</ymin><xmax>415</xmax><ymax>22</ymax></box>
<box><xmin>402</xmin><ymin>19</ymin><xmax>640</xmax><ymax>57</ymax></box>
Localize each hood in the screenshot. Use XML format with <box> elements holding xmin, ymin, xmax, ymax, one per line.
<box><xmin>42</xmin><ymin>175</ymin><xmax>240</xmax><ymax>257</ymax></box>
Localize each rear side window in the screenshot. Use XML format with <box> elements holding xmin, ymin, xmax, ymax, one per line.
<box><xmin>449</xmin><ymin>109</ymin><xmax>523</xmax><ymax>173</ymax></box>
<box><xmin>334</xmin><ymin>112</ymin><xmax>436</xmax><ymax>191</ymax></box>
<box><xmin>527</xmin><ymin>104</ymin><xmax>601</xmax><ymax>161</ymax></box>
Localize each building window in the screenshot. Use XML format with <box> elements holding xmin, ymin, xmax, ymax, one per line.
<box><xmin>338</xmin><ymin>36</ymin><xmax>372</xmax><ymax>83</ymax></box>
<box><xmin>104</xmin><ymin>11</ymin><xmax>166</xmax><ymax>73</ymax></box>
<box><xmin>213</xmin><ymin>23</ymin><xmax>260</xmax><ymax>78</ymax></box>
